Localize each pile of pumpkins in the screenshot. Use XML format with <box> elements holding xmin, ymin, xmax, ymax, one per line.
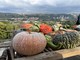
<box><xmin>12</xmin><ymin>21</ymin><xmax>80</xmax><ymax>56</ymax></box>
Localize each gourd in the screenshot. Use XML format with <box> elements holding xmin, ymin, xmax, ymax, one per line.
<box><xmin>12</xmin><ymin>31</ymin><xmax>47</xmax><ymax>55</ymax></box>
<box><xmin>52</xmin><ymin>22</ymin><xmax>62</xmax><ymax>31</ymax></box>
<box><xmin>40</xmin><ymin>24</ymin><xmax>52</xmax><ymax>34</ymax></box>
<box><xmin>52</xmin><ymin>25</ymin><xmax>59</xmax><ymax>31</ymax></box>
<box><xmin>52</xmin><ymin>30</ymin><xmax>80</xmax><ymax>49</ymax></box>
<box><xmin>45</xmin><ymin>35</ymin><xmax>62</xmax><ymax>49</ymax></box>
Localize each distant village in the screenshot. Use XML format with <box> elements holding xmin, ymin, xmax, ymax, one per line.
<box><xmin>0</xmin><ymin>13</ymin><xmax>78</xmax><ymax>22</ymax></box>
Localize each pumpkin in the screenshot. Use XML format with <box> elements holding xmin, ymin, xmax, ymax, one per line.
<box><xmin>48</xmin><ymin>30</ymin><xmax>65</xmax><ymax>36</ymax></box>
<box><xmin>72</xmin><ymin>25</ymin><xmax>77</xmax><ymax>29</ymax></box>
<box><xmin>30</xmin><ymin>25</ymin><xmax>39</xmax><ymax>32</ymax></box>
<box><xmin>30</xmin><ymin>21</ymin><xmax>41</xmax><ymax>28</ymax></box>
<box><xmin>21</xmin><ymin>23</ymin><xmax>40</xmax><ymax>32</ymax></box>
<box><xmin>52</xmin><ymin>25</ymin><xmax>59</xmax><ymax>31</ymax></box>
<box><xmin>45</xmin><ymin>35</ymin><xmax>62</xmax><ymax>49</ymax></box>
<box><xmin>12</xmin><ymin>31</ymin><xmax>47</xmax><ymax>55</ymax></box>
<box><xmin>21</xmin><ymin>23</ymin><xmax>33</xmax><ymax>29</ymax></box>
<box><xmin>56</xmin><ymin>22</ymin><xmax>62</xmax><ymax>27</ymax></box>
<box><xmin>52</xmin><ymin>30</ymin><xmax>80</xmax><ymax>49</ymax></box>
<box><xmin>40</xmin><ymin>24</ymin><xmax>52</xmax><ymax>34</ymax></box>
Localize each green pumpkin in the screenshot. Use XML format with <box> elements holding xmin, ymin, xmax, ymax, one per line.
<box><xmin>30</xmin><ymin>26</ymin><xmax>39</xmax><ymax>32</ymax></box>
<box><xmin>45</xmin><ymin>35</ymin><xmax>62</xmax><ymax>49</ymax></box>
<box><xmin>52</xmin><ymin>31</ymin><xmax>80</xmax><ymax>49</ymax></box>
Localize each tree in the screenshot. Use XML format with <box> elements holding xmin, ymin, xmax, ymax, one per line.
<box><xmin>76</xmin><ymin>14</ymin><xmax>80</xmax><ymax>25</ymax></box>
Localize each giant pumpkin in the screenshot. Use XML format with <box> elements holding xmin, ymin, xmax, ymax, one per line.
<box><xmin>12</xmin><ymin>31</ymin><xmax>47</xmax><ymax>55</ymax></box>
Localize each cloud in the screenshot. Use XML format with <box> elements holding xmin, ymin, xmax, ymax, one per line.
<box><xmin>0</xmin><ymin>0</ymin><xmax>80</xmax><ymax>13</ymax></box>
<box><xmin>1</xmin><ymin>0</ymin><xmax>80</xmax><ymax>7</ymax></box>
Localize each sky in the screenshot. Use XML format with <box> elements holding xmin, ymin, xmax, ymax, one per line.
<box><xmin>0</xmin><ymin>0</ymin><xmax>80</xmax><ymax>14</ymax></box>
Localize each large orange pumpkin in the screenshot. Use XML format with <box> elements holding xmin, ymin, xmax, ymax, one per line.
<box><xmin>12</xmin><ymin>31</ymin><xmax>47</xmax><ymax>55</ymax></box>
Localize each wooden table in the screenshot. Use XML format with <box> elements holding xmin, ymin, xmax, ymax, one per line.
<box><xmin>0</xmin><ymin>41</ymin><xmax>80</xmax><ymax>60</ymax></box>
<box><xmin>13</xmin><ymin>47</ymin><xmax>80</xmax><ymax>60</ymax></box>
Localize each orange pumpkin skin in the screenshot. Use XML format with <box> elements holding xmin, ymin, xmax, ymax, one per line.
<box><xmin>12</xmin><ymin>32</ymin><xmax>47</xmax><ymax>55</ymax></box>
<box><xmin>21</xmin><ymin>23</ymin><xmax>33</xmax><ymax>29</ymax></box>
<box><xmin>40</xmin><ymin>24</ymin><xmax>52</xmax><ymax>34</ymax></box>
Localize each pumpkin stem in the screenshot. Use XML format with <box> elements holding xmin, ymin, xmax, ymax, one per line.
<box><xmin>26</xmin><ymin>29</ymin><xmax>31</xmax><ymax>34</ymax></box>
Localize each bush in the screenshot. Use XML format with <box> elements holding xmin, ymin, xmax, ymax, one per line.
<box><xmin>0</xmin><ymin>21</ymin><xmax>19</xmax><ymax>39</ymax></box>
